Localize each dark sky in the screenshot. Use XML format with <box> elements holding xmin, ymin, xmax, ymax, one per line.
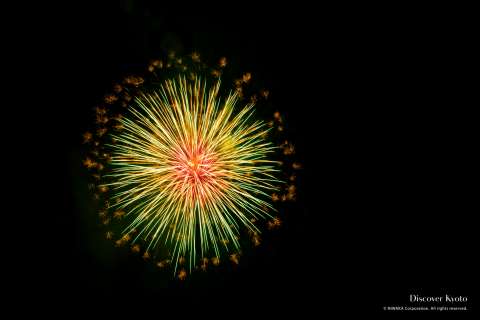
<box><xmin>18</xmin><ymin>2</ymin><xmax>475</xmax><ymax>316</ymax></box>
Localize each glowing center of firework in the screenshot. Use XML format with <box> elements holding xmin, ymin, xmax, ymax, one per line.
<box><xmin>173</xmin><ymin>145</ymin><xmax>217</xmax><ymax>187</ymax></box>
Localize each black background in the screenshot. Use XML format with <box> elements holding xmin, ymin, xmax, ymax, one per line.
<box><xmin>18</xmin><ymin>2</ymin><xmax>475</xmax><ymax>316</ymax></box>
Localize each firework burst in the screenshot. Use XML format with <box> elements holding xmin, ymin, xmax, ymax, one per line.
<box><xmin>83</xmin><ymin>52</ymin><xmax>300</xmax><ymax>278</ymax></box>
<box><xmin>106</xmin><ymin>76</ymin><xmax>279</xmax><ymax>271</ymax></box>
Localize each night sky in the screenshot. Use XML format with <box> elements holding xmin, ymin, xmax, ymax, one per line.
<box><xmin>20</xmin><ymin>2</ymin><xmax>475</xmax><ymax>315</ymax></box>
